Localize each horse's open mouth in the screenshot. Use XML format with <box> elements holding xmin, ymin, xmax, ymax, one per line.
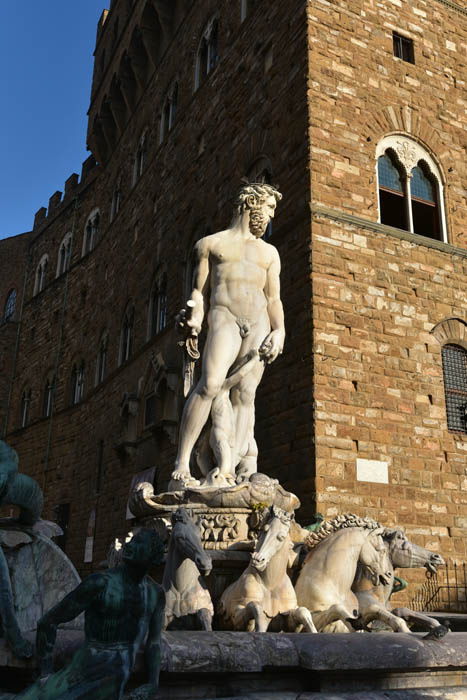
<box><xmin>379</xmin><ymin>571</ymin><xmax>392</xmax><ymax>586</ymax></box>
<box><xmin>425</xmin><ymin>561</ymin><xmax>439</xmax><ymax>574</ymax></box>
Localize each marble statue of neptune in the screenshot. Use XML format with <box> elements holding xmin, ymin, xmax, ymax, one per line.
<box><xmin>172</xmin><ymin>182</ymin><xmax>285</xmax><ymax>489</ymax></box>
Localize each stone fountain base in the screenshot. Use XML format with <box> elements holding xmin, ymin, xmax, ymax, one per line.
<box><xmin>2</xmin><ymin>631</ymin><xmax>467</xmax><ymax>698</ymax></box>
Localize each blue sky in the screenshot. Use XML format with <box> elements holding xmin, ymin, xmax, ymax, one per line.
<box><xmin>0</xmin><ymin>2</ymin><xmax>104</xmax><ymax>239</ymax></box>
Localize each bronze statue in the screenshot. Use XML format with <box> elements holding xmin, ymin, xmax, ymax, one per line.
<box><xmin>18</xmin><ymin>528</ymin><xmax>165</xmax><ymax>700</ymax></box>
<box><xmin>0</xmin><ymin>440</ymin><xmax>43</xmax><ymax>659</ymax></box>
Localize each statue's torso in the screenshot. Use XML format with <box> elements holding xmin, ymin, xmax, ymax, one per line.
<box><xmin>86</xmin><ymin>572</ymin><xmax>152</xmax><ymax>644</ymax></box>
<box><xmin>207</xmin><ymin>233</ymin><xmax>275</xmax><ymax>320</ymax></box>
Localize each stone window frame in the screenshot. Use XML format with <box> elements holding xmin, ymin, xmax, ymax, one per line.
<box><xmin>119</xmin><ymin>303</ymin><xmax>135</xmax><ymax>366</ymax></box>
<box><xmin>110</xmin><ymin>178</ymin><xmax>122</xmax><ymax>222</ymax></box>
<box><xmin>160</xmin><ymin>81</ymin><xmax>178</xmax><ymax>144</ymax></box>
<box><xmin>375</xmin><ymin>134</ymin><xmax>448</xmax><ymax>243</ymax></box>
<box><xmin>3</xmin><ymin>288</ymin><xmax>16</xmax><ymax>322</ymax></box>
<box><xmin>20</xmin><ymin>387</ymin><xmax>32</xmax><ymax>428</ymax></box>
<box><xmin>43</xmin><ymin>372</ymin><xmax>55</xmax><ymax>418</ymax></box>
<box><xmin>33</xmin><ymin>254</ymin><xmax>49</xmax><ymax>296</ymax></box>
<box><xmin>431</xmin><ymin>318</ymin><xmax>467</xmax><ymax>435</ymax></box>
<box><xmin>392</xmin><ymin>31</ymin><xmax>415</xmax><ymax>64</ymax></box>
<box><xmin>82</xmin><ymin>208</ymin><xmax>101</xmax><ymax>257</ymax></box>
<box><xmin>95</xmin><ymin>331</ymin><xmax>109</xmax><ymax>386</ymax></box>
<box><xmin>194</xmin><ymin>17</ymin><xmax>219</xmax><ymax>91</ymax></box>
<box><xmin>132</xmin><ymin>130</ymin><xmax>148</xmax><ymax>186</ymax></box>
<box><xmin>70</xmin><ymin>361</ymin><xmax>85</xmax><ymax>405</ymax></box>
<box><xmin>147</xmin><ymin>271</ymin><xmax>168</xmax><ymax>340</ymax></box>
<box><xmin>240</xmin><ymin>0</ymin><xmax>257</xmax><ymax>22</ymax></box>
<box><xmin>56</xmin><ymin>232</ymin><xmax>73</xmax><ymax>278</ymax></box>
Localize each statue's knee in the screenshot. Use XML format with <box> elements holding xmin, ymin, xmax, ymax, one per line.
<box><xmin>199</xmin><ymin>379</ymin><xmax>222</xmax><ymax>400</ymax></box>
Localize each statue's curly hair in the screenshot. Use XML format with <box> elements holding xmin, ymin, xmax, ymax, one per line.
<box><xmin>233</xmin><ymin>181</ymin><xmax>282</xmax><ymax>215</ymax></box>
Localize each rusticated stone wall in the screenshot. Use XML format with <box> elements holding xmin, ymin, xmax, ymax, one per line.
<box><xmin>308</xmin><ymin>0</ymin><xmax>467</xmax><ymax>588</ymax></box>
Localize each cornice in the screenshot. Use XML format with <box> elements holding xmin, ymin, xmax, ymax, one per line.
<box><xmin>310</xmin><ymin>204</ymin><xmax>467</xmax><ymax>259</ymax></box>
<box><xmin>433</xmin><ymin>0</ymin><xmax>467</xmax><ymax>17</ymax></box>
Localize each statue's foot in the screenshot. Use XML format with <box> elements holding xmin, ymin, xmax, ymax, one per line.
<box><xmin>202</xmin><ymin>468</ymin><xmax>236</xmax><ymax>488</ymax></box>
<box><xmin>168</xmin><ymin>469</ymin><xmax>200</xmax><ymax>491</ymax></box>
<box><xmin>236</xmin><ymin>457</ymin><xmax>257</xmax><ymax>484</ymax></box>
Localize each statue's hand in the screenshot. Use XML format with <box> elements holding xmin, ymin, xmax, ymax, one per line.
<box><xmin>175</xmin><ymin>307</ymin><xmax>201</xmax><ymax>337</ymax></box>
<box><xmin>259</xmin><ymin>330</ymin><xmax>285</xmax><ymax>364</ymax></box>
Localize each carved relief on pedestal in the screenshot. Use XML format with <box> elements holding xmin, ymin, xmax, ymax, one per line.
<box><xmin>198</xmin><ymin>510</ymin><xmax>249</xmax><ymax>549</ymax></box>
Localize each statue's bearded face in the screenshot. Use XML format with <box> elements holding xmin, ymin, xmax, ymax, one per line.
<box><xmin>248</xmin><ymin>195</ymin><xmax>277</xmax><ymax>238</ymax></box>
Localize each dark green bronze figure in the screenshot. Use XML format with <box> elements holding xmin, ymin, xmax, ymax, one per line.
<box><xmin>18</xmin><ymin>529</ymin><xmax>166</xmax><ymax>700</ymax></box>
<box><xmin>304</xmin><ymin>513</ymin><xmax>324</xmax><ymax>533</ymax></box>
<box><xmin>0</xmin><ymin>440</ymin><xmax>44</xmax><ymax>658</ymax></box>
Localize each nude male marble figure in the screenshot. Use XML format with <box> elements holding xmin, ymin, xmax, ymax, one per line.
<box><xmin>172</xmin><ymin>182</ymin><xmax>285</xmax><ymax>489</ymax></box>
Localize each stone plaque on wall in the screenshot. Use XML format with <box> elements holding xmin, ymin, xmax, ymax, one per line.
<box><xmin>356</xmin><ymin>458</ymin><xmax>388</xmax><ymax>484</ymax></box>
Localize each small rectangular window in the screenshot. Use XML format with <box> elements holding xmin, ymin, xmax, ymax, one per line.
<box><xmin>393</xmin><ymin>32</ymin><xmax>414</xmax><ymax>64</ymax></box>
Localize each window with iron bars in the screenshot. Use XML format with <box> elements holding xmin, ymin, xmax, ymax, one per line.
<box><xmin>442</xmin><ymin>344</ymin><xmax>467</xmax><ymax>433</ymax></box>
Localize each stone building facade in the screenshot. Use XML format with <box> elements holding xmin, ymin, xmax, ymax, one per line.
<box><xmin>1</xmin><ymin>0</ymin><xmax>466</xmax><ymax>588</ymax></box>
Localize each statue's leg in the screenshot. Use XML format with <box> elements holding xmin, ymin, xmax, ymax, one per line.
<box><xmin>287</xmin><ymin>607</ymin><xmax>318</xmax><ymax>633</ymax></box>
<box><xmin>245</xmin><ymin>601</ymin><xmax>269</xmax><ymax>632</ymax></box>
<box><xmin>360</xmin><ymin>604</ymin><xmax>411</xmax><ymax>633</ymax></box>
<box><xmin>173</xmin><ymin>312</ymin><xmax>241</xmax><ymax>483</ymax></box>
<box><xmin>312</xmin><ymin>604</ymin><xmax>357</xmax><ymax>633</ymax></box>
<box><xmin>231</xmin><ymin>360</ymin><xmax>265</xmax><ymax>472</ymax></box>
<box><xmin>392</xmin><ymin>606</ymin><xmax>441</xmax><ymax>632</ymax></box>
<box><xmin>196</xmin><ymin>607</ymin><xmax>213</xmax><ymax>631</ymax></box>
<box><xmin>207</xmin><ymin>391</ymin><xmax>235</xmax><ymax>485</ymax></box>
<box><xmin>0</xmin><ymin>545</ymin><xmax>33</xmax><ymax>659</ymax></box>
<box><xmin>229</xmin><ymin>602</ymin><xmax>269</xmax><ymax>632</ymax></box>
<box><xmin>230</xmin><ymin>315</ymin><xmax>269</xmax><ymax>471</ymax></box>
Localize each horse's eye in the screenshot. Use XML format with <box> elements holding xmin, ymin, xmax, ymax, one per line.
<box><xmin>277</xmin><ymin>534</ymin><xmax>285</xmax><ymax>542</ymax></box>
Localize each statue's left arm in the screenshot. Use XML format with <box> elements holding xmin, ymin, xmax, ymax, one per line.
<box><xmin>36</xmin><ymin>574</ymin><xmax>104</xmax><ymax>677</ymax></box>
<box><xmin>261</xmin><ymin>247</ymin><xmax>285</xmax><ymax>363</ymax></box>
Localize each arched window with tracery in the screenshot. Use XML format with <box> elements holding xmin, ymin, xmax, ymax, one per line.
<box><xmin>376</xmin><ymin>136</ymin><xmax>446</xmax><ymax>242</ymax></box>
<box><xmin>120</xmin><ymin>305</ymin><xmax>134</xmax><ymax>365</ymax></box>
<box><xmin>82</xmin><ymin>209</ymin><xmax>100</xmax><ymax>256</ymax></box>
<box><xmin>34</xmin><ymin>255</ymin><xmax>49</xmax><ymax>296</ymax></box>
<box><xmin>442</xmin><ymin>344</ymin><xmax>467</xmax><ymax>433</ymax></box>
<box><xmin>3</xmin><ymin>289</ymin><xmax>16</xmax><ymax>322</ymax></box>
<box><xmin>195</xmin><ymin>19</ymin><xmax>219</xmax><ymax>90</ymax></box>
<box><xmin>160</xmin><ymin>82</ymin><xmax>178</xmax><ymax>143</ymax></box>
<box><xmin>148</xmin><ymin>275</ymin><xmax>167</xmax><ymax>339</ymax></box>
<box><xmin>56</xmin><ymin>233</ymin><xmax>73</xmax><ymax>277</ymax></box>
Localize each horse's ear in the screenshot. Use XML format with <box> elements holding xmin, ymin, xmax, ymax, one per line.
<box><xmin>372</xmin><ymin>527</ymin><xmax>385</xmax><ymax>537</ymax></box>
<box><xmin>383</xmin><ymin>528</ymin><xmax>398</xmax><ymax>540</ymax></box>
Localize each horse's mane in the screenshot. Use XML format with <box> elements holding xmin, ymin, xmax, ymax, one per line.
<box><xmin>305</xmin><ymin>513</ymin><xmax>382</xmax><ymax>550</ymax></box>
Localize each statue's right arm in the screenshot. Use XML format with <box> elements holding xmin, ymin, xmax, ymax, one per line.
<box><xmin>36</xmin><ymin>573</ymin><xmax>105</xmax><ymax>676</ymax></box>
<box><xmin>188</xmin><ymin>238</ymin><xmax>210</xmax><ymax>333</ymax></box>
